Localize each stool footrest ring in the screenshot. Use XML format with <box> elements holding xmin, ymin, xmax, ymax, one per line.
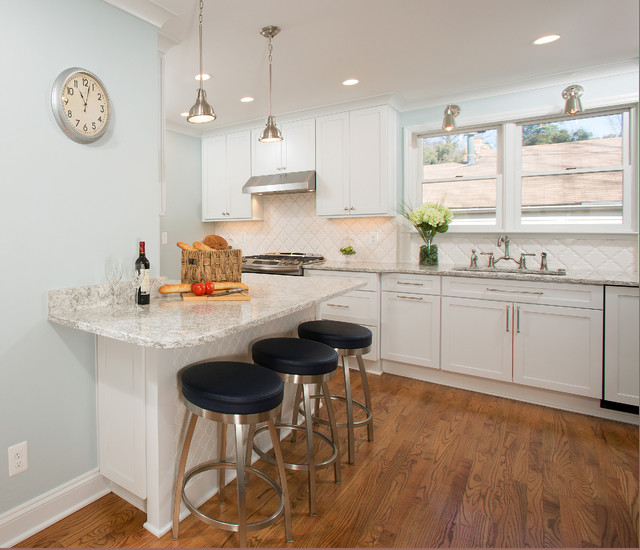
<box><xmin>303</xmin><ymin>394</ymin><xmax>373</xmax><ymax>429</ymax></box>
<box><xmin>182</xmin><ymin>461</ymin><xmax>284</xmax><ymax>533</ymax></box>
<box><xmin>253</xmin><ymin>423</ymin><xmax>339</xmax><ymax>472</ymax></box>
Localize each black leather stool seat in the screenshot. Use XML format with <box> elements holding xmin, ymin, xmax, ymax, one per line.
<box><xmin>181</xmin><ymin>361</ymin><xmax>284</xmax><ymax>415</ymax></box>
<box><xmin>298</xmin><ymin>320</ymin><xmax>372</xmax><ymax>350</ymax></box>
<box><xmin>252</xmin><ymin>338</ymin><xmax>338</xmax><ymax>375</ymax></box>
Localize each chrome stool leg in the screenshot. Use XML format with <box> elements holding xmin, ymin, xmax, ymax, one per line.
<box><xmin>234</xmin><ymin>423</ymin><xmax>247</xmax><ymax>547</ymax></box>
<box><xmin>172</xmin><ymin>413</ymin><xmax>198</xmax><ymax>539</ymax></box>
<box><xmin>356</xmin><ymin>354</ymin><xmax>374</xmax><ymax>442</ymax></box>
<box><xmin>218</xmin><ymin>422</ymin><xmax>227</xmax><ymax>502</ymax></box>
<box><xmin>322</xmin><ymin>381</ymin><xmax>342</xmax><ymax>482</ymax></box>
<box><xmin>302</xmin><ymin>383</ymin><xmax>317</xmax><ymax>515</ymax></box>
<box><xmin>341</xmin><ymin>356</ymin><xmax>356</xmax><ymax>464</ymax></box>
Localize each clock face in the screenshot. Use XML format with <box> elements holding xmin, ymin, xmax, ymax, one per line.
<box><xmin>51</xmin><ymin>68</ymin><xmax>110</xmax><ymax>143</ymax></box>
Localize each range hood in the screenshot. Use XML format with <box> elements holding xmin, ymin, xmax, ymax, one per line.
<box><xmin>242</xmin><ymin>170</ymin><xmax>316</xmax><ymax>195</ymax></box>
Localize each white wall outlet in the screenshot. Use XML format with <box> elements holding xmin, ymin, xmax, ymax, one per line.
<box><xmin>8</xmin><ymin>441</ymin><xmax>28</xmax><ymax>477</ymax></box>
<box><xmin>367</xmin><ymin>231</ymin><xmax>379</xmax><ymax>246</ymax></box>
<box><xmin>161</xmin><ymin>232</ymin><xmax>168</xmax><ymax>245</ymax></box>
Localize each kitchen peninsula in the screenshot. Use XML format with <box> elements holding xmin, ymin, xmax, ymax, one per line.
<box><xmin>47</xmin><ymin>273</ymin><xmax>365</xmax><ymax>537</ymax></box>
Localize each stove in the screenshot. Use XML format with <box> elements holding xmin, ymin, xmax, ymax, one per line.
<box><xmin>242</xmin><ymin>252</ymin><xmax>325</xmax><ymax>275</ymax></box>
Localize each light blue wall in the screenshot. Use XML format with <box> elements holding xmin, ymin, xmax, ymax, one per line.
<box><xmin>0</xmin><ymin>0</ymin><xmax>159</xmax><ymax>514</ymax></box>
<box><xmin>160</xmin><ymin>131</ymin><xmax>211</xmax><ymax>280</ymax></box>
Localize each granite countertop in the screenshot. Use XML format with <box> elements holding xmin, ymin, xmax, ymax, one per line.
<box><xmin>306</xmin><ymin>260</ymin><xmax>639</xmax><ymax>287</ymax></box>
<box><xmin>48</xmin><ymin>273</ymin><xmax>365</xmax><ymax>349</ymax></box>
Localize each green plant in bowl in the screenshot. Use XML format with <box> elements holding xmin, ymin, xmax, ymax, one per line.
<box><xmin>340</xmin><ymin>246</ymin><xmax>356</xmax><ymax>256</ymax></box>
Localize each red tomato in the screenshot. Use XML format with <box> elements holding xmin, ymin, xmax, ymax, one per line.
<box><xmin>191</xmin><ymin>282</ymin><xmax>206</xmax><ymax>296</ymax></box>
<box><xmin>204</xmin><ymin>281</ymin><xmax>215</xmax><ymax>295</ymax></box>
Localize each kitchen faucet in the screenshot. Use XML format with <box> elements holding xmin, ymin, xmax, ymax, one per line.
<box><xmin>494</xmin><ymin>235</ymin><xmax>517</xmax><ymax>266</ymax></box>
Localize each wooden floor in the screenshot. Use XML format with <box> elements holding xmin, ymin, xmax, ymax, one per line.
<box><xmin>17</xmin><ymin>372</ymin><xmax>639</xmax><ymax>548</ymax></box>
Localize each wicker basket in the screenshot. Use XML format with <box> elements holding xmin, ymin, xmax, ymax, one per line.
<box><xmin>180</xmin><ymin>249</ymin><xmax>242</xmax><ymax>283</ymax></box>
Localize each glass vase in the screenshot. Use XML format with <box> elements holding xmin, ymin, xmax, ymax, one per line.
<box><xmin>419</xmin><ymin>244</ymin><xmax>438</xmax><ymax>266</ymax></box>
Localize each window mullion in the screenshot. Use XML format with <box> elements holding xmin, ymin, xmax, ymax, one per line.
<box><xmin>504</xmin><ymin>122</ymin><xmax>518</xmax><ymax>231</ymax></box>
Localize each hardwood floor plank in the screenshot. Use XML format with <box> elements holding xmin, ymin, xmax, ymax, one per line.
<box><xmin>15</xmin><ymin>372</ymin><xmax>639</xmax><ymax>548</ymax></box>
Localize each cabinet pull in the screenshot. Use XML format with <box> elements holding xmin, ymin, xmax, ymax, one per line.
<box><xmin>397</xmin><ymin>295</ymin><xmax>423</xmax><ymax>301</ymax></box>
<box><xmin>397</xmin><ymin>281</ymin><xmax>424</xmax><ymax>286</ymax></box>
<box><xmin>327</xmin><ymin>303</ymin><xmax>349</xmax><ymax>309</ymax></box>
<box><xmin>516</xmin><ymin>306</ymin><xmax>521</xmax><ymax>333</ymax></box>
<box><xmin>506</xmin><ymin>305</ymin><xmax>510</xmax><ymax>332</ymax></box>
<box><xmin>486</xmin><ymin>288</ymin><xmax>543</xmax><ymax>295</ymax></box>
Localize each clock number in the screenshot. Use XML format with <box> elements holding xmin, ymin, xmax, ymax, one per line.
<box><xmin>98</xmin><ymin>116</ymin><xmax>103</xmax><ymax>123</ymax></box>
<box><xmin>82</xmin><ymin>77</ymin><xmax>88</xmax><ymax>87</ymax></box>
<box><xmin>66</xmin><ymin>87</ymin><xmax>74</xmax><ymax>96</ymax></box>
<box><xmin>75</xmin><ymin>119</ymin><xmax>80</xmax><ymax>127</ymax></box>
<box><xmin>67</xmin><ymin>110</ymin><xmax>72</xmax><ymax>118</ymax></box>
<box><xmin>100</xmin><ymin>105</ymin><xmax>104</xmax><ymax>113</ymax></box>
<box><xmin>97</xmin><ymin>93</ymin><xmax>102</xmax><ymax>101</ymax></box>
<box><xmin>92</xmin><ymin>122</ymin><xmax>96</xmax><ymax>130</ymax></box>
<box><xmin>83</xmin><ymin>124</ymin><xmax>88</xmax><ymax>131</ymax></box>
<box><xmin>73</xmin><ymin>79</ymin><xmax>78</xmax><ymax>88</ymax></box>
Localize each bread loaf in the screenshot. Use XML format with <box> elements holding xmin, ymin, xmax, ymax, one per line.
<box><xmin>202</xmin><ymin>234</ymin><xmax>229</xmax><ymax>250</ymax></box>
<box><xmin>193</xmin><ymin>241</ymin><xmax>212</xmax><ymax>251</ymax></box>
<box><xmin>159</xmin><ymin>281</ymin><xmax>249</xmax><ymax>294</ymax></box>
<box><xmin>177</xmin><ymin>241</ymin><xmax>197</xmax><ymax>251</ymax></box>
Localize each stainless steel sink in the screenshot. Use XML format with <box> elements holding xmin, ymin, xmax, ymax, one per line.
<box><xmin>453</xmin><ymin>266</ymin><xmax>567</xmax><ymax>276</ymax></box>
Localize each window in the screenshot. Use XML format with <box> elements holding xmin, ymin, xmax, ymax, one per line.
<box><xmin>413</xmin><ymin>106</ymin><xmax>636</xmax><ymax>233</ymax></box>
<box><xmin>421</xmin><ymin>128</ymin><xmax>499</xmax><ymax>226</ymax></box>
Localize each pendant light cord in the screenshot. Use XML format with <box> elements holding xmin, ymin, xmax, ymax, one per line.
<box><xmin>268</xmin><ymin>37</ymin><xmax>273</xmax><ymax>117</ymax></box>
<box><xmin>198</xmin><ymin>0</ymin><xmax>204</xmax><ymax>92</ymax></box>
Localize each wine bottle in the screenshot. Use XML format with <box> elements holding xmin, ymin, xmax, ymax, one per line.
<box><xmin>136</xmin><ymin>241</ymin><xmax>151</xmax><ymax>305</ymax></box>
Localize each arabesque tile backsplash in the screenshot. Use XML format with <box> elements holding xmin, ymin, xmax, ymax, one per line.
<box><xmin>213</xmin><ymin>193</ymin><xmax>638</xmax><ymax>274</ymax></box>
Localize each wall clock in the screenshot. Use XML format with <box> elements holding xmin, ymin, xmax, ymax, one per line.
<box><xmin>51</xmin><ymin>67</ymin><xmax>110</xmax><ymax>143</ymax></box>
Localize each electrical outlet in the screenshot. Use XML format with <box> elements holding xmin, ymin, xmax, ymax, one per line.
<box><xmin>8</xmin><ymin>441</ymin><xmax>28</xmax><ymax>477</ymax></box>
<box><xmin>367</xmin><ymin>231</ymin><xmax>379</xmax><ymax>246</ymax></box>
<box><xmin>161</xmin><ymin>232</ymin><xmax>168</xmax><ymax>245</ymax></box>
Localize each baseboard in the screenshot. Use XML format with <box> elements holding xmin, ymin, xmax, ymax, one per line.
<box><xmin>0</xmin><ymin>469</ymin><xmax>110</xmax><ymax>548</ymax></box>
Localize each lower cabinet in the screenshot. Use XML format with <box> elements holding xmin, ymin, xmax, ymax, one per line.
<box><xmin>381</xmin><ymin>273</ymin><xmax>440</xmax><ymax>368</ymax></box>
<box><xmin>604</xmin><ymin>286</ymin><xmax>639</xmax><ymax>406</ymax></box>
<box><xmin>440</xmin><ymin>277</ymin><xmax>604</xmax><ymax>398</ymax></box>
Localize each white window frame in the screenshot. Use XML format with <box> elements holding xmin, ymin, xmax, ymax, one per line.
<box><xmin>404</xmin><ymin>104</ymin><xmax>638</xmax><ymax>235</ymax></box>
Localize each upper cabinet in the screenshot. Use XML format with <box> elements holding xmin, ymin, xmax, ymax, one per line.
<box><xmin>202</xmin><ymin>131</ymin><xmax>262</xmax><ymax>222</ymax></box>
<box><xmin>251</xmin><ymin>118</ymin><xmax>316</xmax><ymax>176</ymax></box>
<box><xmin>316</xmin><ymin>105</ymin><xmax>397</xmax><ymax>217</ymax></box>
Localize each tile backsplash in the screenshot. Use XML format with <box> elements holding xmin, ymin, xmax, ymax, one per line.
<box><xmin>212</xmin><ymin>193</ymin><xmax>638</xmax><ymax>274</ymax></box>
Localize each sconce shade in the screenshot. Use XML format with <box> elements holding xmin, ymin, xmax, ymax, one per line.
<box><xmin>442</xmin><ymin>105</ymin><xmax>460</xmax><ymax>131</ymax></box>
<box><xmin>562</xmin><ymin>85</ymin><xmax>584</xmax><ymax>115</ymax></box>
<box><xmin>187</xmin><ymin>89</ymin><xmax>216</xmax><ymax>123</ymax></box>
<box><xmin>260</xmin><ymin>116</ymin><xmax>283</xmax><ymax>142</ymax></box>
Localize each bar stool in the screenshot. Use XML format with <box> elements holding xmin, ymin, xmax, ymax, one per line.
<box><xmin>249</xmin><ymin>337</ymin><xmax>341</xmax><ymax>516</ymax></box>
<box><xmin>172</xmin><ymin>360</ymin><xmax>292</xmax><ymax>547</ymax></box>
<box><xmin>297</xmin><ymin>320</ymin><xmax>374</xmax><ymax>464</ymax></box>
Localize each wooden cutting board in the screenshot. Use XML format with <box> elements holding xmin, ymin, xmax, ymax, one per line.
<box><xmin>181</xmin><ymin>292</ymin><xmax>250</xmax><ymax>301</ymax></box>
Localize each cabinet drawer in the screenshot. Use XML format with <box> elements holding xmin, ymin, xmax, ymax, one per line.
<box><xmin>305</xmin><ymin>269</ymin><xmax>379</xmax><ymax>292</ymax></box>
<box><xmin>442</xmin><ymin>276</ymin><xmax>603</xmax><ymax>309</ymax></box>
<box><xmin>318</xmin><ymin>290</ymin><xmax>378</xmax><ymax>325</ymax></box>
<box><xmin>382</xmin><ymin>273</ymin><xmax>441</xmax><ymax>295</ymax></box>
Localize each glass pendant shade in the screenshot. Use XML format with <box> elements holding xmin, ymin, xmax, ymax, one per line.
<box><xmin>187</xmin><ymin>89</ymin><xmax>216</xmax><ymax>123</ymax></box>
<box><xmin>259</xmin><ymin>116</ymin><xmax>283</xmax><ymax>142</ymax></box>
<box><xmin>562</xmin><ymin>85</ymin><xmax>584</xmax><ymax>116</ymax></box>
<box><xmin>442</xmin><ymin>105</ymin><xmax>460</xmax><ymax>131</ymax></box>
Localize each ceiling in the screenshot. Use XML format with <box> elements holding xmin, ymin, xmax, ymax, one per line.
<box><xmin>105</xmin><ymin>0</ymin><xmax>639</xmax><ymax>133</ymax></box>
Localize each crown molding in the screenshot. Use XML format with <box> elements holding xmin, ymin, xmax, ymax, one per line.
<box><xmin>100</xmin><ymin>0</ymin><xmax>177</xmax><ymax>29</ymax></box>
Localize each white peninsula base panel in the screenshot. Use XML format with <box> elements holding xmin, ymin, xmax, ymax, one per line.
<box><xmin>96</xmin><ymin>308</ymin><xmax>314</xmax><ymax>537</ymax></box>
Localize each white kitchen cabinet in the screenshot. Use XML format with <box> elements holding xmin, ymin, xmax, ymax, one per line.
<box><xmin>440</xmin><ymin>277</ymin><xmax>604</xmax><ymax>398</ymax></box>
<box><xmin>316</xmin><ymin>105</ymin><xmax>397</xmax><ymax>217</ymax></box>
<box><xmin>202</xmin><ymin>131</ymin><xmax>261</xmax><ymax>221</ymax></box>
<box><xmin>604</xmin><ymin>286</ymin><xmax>639</xmax><ymax>406</ymax></box>
<box><xmin>381</xmin><ymin>274</ymin><xmax>441</xmax><ymax>369</ymax></box>
<box><xmin>251</xmin><ymin>117</ymin><xmax>315</xmax><ymax>176</ymax></box>
<box><xmin>304</xmin><ymin>269</ymin><xmax>380</xmax><ymax>368</ymax></box>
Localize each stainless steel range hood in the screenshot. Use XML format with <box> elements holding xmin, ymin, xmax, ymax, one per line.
<box><xmin>242</xmin><ymin>170</ymin><xmax>316</xmax><ymax>195</ymax></box>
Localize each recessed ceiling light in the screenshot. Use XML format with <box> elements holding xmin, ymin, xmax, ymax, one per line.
<box><xmin>342</xmin><ymin>78</ymin><xmax>359</xmax><ymax>86</ymax></box>
<box><xmin>180</xmin><ymin>112</ymin><xmax>189</xmax><ymax>117</ymax></box>
<box><xmin>240</xmin><ymin>96</ymin><xmax>255</xmax><ymax>103</ymax></box>
<box><xmin>532</xmin><ymin>34</ymin><xmax>560</xmax><ymax>45</ymax></box>
<box><xmin>195</xmin><ymin>73</ymin><xmax>211</xmax><ymax>81</ymax></box>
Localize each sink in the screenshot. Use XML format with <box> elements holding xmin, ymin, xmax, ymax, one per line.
<box><xmin>453</xmin><ymin>266</ymin><xmax>567</xmax><ymax>276</ymax></box>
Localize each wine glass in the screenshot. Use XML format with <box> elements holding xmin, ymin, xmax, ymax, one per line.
<box><xmin>105</xmin><ymin>258</ymin><xmax>122</xmax><ymax>305</ymax></box>
<box><xmin>123</xmin><ymin>263</ymin><xmax>145</xmax><ymax>310</ymax></box>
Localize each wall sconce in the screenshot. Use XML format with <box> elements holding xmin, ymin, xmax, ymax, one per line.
<box><xmin>562</xmin><ymin>85</ymin><xmax>584</xmax><ymax>116</ymax></box>
<box><xmin>442</xmin><ymin>105</ymin><xmax>460</xmax><ymax>131</ymax></box>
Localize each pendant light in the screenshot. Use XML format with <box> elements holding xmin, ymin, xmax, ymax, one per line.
<box><xmin>442</xmin><ymin>105</ymin><xmax>460</xmax><ymax>131</ymax></box>
<box><xmin>187</xmin><ymin>0</ymin><xmax>215</xmax><ymax>124</ymax></box>
<box><xmin>562</xmin><ymin>84</ymin><xmax>584</xmax><ymax>116</ymax></box>
<box><xmin>259</xmin><ymin>26</ymin><xmax>283</xmax><ymax>143</ymax></box>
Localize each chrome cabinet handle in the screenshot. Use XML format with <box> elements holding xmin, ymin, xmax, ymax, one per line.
<box><xmin>486</xmin><ymin>288</ymin><xmax>543</xmax><ymax>295</ymax></box>
<box><xmin>327</xmin><ymin>303</ymin><xmax>349</xmax><ymax>309</ymax></box>
<box><xmin>506</xmin><ymin>305</ymin><xmax>510</xmax><ymax>333</ymax></box>
<box><xmin>396</xmin><ymin>295</ymin><xmax>423</xmax><ymax>301</ymax></box>
<box><xmin>344</xmin><ymin>206</ymin><xmax>349</xmax><ymax>211</ymax></box>
<box><xmin>516</xmin><ymin>306</ymin><xmax>521</xmax><ymax>333</ymax></box>
<box><xmin>398</xmin><ymin>281</ymin><xmax>424</xmax><ymax>286</ymax></box>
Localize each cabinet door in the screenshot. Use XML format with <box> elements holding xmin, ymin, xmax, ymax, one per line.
<box><xmin>604</xmin><ymin>287</ymin><xmax>639</xmax><ymax>405</ymax></box>
<box><xmin>513</xmin><ymin>303</ymin><xmax>603</xmax><ymax>397</ymax></box>
<box><xmin>315</xmin><ymin>112</ymin><xmax>350</xmax><ymax>216</ymax></box>
<box><xmin>441</xmin><ymin>297</ymin><xmax>513</xmax><ymax>382</ymax></box>
<box><xmin>202</xmin><ymin>135</ymin><xmax>228</xmax><ymax>221</ymax></box>
<box><xmin>282</xmin><ymin>118</ymin><xmax>315</xmax><ymax>172</ymax></box>
<box><xmin>349</xmin><ymin>105</ymin><xmax>388</xmax><ymax>216</ymax></box>
<box><xmin>251</xmin><ymin>127</ymin><xmax>282</xmax><ymax>176</ymax></box>
<box><xmin>381</xmin><ymin>292</ymin><xmax>440</xmax><ymax>368</ymax></box>
<box><xmin>226</xmin><ymin>131</ymin><xmax>252</xmax><ymax>219</ymax></box>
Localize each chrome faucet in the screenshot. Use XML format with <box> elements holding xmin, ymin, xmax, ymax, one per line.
<box><xmin>494</xmin><ymin>235</ymin><xmax>518</xmax><ymax>266</ymax></box>
<box><xmin>469</xmin><ymin>249</ymin><xmax>478</xmax><ymax>268</ymax></box>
